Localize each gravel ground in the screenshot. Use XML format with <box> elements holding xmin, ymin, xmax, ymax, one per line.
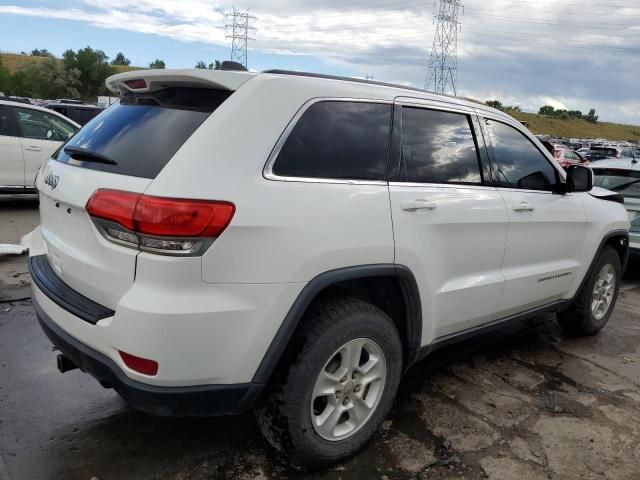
<box><xmin>1</xmin><ymin>195</ymin><xmax>639</xmax><ymax>480</ymax></box>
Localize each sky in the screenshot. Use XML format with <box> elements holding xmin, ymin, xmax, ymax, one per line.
<box><xmin>0</xmin><ymin>0</ymin><xmax>639</xmax><ymax>125</ymax></box>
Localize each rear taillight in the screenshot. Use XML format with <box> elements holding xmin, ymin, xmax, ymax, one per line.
<box><xmin>86</xmin><ymin>189</ymin><xmax>235</xmax><ymax>256</ymax></box>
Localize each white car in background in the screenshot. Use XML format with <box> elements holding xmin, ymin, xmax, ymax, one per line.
<box><xmin>0</xmin><ymin>99</ymin><xmax>80</xmax><ymax>193</ymax></box>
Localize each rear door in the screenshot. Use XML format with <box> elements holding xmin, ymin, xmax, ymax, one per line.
<box><xmin>13</xmin><ymin>106</ymin><xmax>78</xmax><ymax>188</ymax></box>
<box><xmin>479</xmin><ymin>116</ymin><xmax>586</xmax><ymax>316</ymax></box>
<box><xmin>37</xmin><ymin>86</ymin><xmax>232</xmax><ymax>309</ymax></box>
<box><xmin>388</xmin><ymin>99</ymin><xmax>508</xmax><ymax>342</ymax></box>
<box><xmin>0</xmin><ymin>106</ymin><xmax>24</xmax><ymax>188</ymax></box>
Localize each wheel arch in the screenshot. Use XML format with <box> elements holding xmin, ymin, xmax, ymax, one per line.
<box><xmin>251</xmin><ymin>264</ymin><xmax>422</xmax><ymax>385</ymax></box>
<box><xmin>577</xmin><ymin>229</ymin><xmax>629</xmax><ymax>295</ymax></box>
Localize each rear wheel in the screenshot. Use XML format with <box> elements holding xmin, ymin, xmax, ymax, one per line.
<box><xmin>558</xmin><ymin>246</ymin><xmax>621</xmax><ymax>335</ymax></box>
<box><xmin>255</xmin><ymin>295</ymin><xmax>402</xmax><ymax>469</ymax></box>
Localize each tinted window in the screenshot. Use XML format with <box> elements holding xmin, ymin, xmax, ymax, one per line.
<box><xmin>54</xmin><ymin>87</ymin><xmax>231</xmax><ymax>179</ymax></box>
<box><xmin>397</xmin><ymin>107</ymin><xmax>481</xmax><ymax>184</ymax></box>
<box><xmin>272</xmin><ymin>101</ymin><xmax>391</xmax><ymax>181</ymax></box>
<box><xmin>15</xmin><ymin>107</ymin><xmax>77</xmax><ymax>141</ymax></box>
<box><xmin>0</xmin><ymin>107</ymin><xmax>12</xmax><ymax>136</ymax></box>
<box><xmin>485</xmin><ymin>120</ymin><xmax>557</xmax><ymax>191</ymax></box>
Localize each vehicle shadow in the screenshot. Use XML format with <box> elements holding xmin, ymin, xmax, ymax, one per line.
<box><xmin>0</xmin><ymin>194</ymin><xmax>39</xmax><ymax>209</ymax></box>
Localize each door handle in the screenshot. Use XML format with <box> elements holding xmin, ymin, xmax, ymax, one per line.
<box><xmin>24</xmin><ymin>146</ymin><xmax>43</xmax><ymax>152</ymax></box>
<box><xmin>401</xmin><ymin>199</ymin><xmax>437</xmax><ymax>212</ymax></box>
<box><xmin>513</xmin><ymin>201</ymin><xmax>535</xmax><ymax>212</ymax></box>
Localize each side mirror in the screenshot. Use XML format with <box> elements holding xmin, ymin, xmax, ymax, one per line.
<box><xmin>566</xmin><ymin>165</ymin><xmax>593</xmax><ymax>193</ymax></box>
<box><xmin>46</xmin><ymin>129</ymin><xmax>53</xmax><ymax>139</ymax></box>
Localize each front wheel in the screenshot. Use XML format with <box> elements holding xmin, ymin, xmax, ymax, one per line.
<box><xmin>558</xmin><ymin>246</ymin><xmax>621</xmax><ymax>335</ymax></box>
<box><xmin>255</xmin><ymin>296</ymin><xmax>402</xmax><ymax>469</ymax></box>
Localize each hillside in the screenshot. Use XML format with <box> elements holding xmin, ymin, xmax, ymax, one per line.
<box><xmin>0</xmin><ymin>52</ymin><xmax>142</xmax><ymax>74</ymax></box>
<box><xmin>510</xmin><ymin>111</ymin><xmax>640</xmax><ymax>142</ymax></box>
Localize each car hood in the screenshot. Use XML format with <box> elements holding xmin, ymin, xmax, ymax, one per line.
<box><xmin>589</xmin><ymin>186</ymin><xmax>625</xmax><ymax>204</ymax></box>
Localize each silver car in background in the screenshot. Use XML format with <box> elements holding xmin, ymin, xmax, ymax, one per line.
<box><xmin>592</xmin><ymin>158</ymin><xmax>640</xmax><ymax>255</ymax></box>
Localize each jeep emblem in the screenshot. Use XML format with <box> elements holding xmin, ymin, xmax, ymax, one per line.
<box><xmin>44</xmin><ymin>171</ymin><xmax>59</xmax><ymax>190</ymax></box>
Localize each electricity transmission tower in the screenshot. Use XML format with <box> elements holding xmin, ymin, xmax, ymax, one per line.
<box><xmin>225</xmin><ymin>8</ymin><xmax>255</xmax><ymax>68</ymax></box>
<box><xmin>425</xmin><ymin>0</ymin><xmax>463</xmax><ymax>96</ymax></box>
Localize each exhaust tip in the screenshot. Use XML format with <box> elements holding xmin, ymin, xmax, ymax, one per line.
<box><xmin>56</xmin><ymin>354</ymin><xmax>78</xmax><ymax>373</ymax></box>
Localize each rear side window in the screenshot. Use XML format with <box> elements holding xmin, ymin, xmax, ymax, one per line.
<box><xmin>0</xmin><ymin>107</ymin><xmax>13</xmax><ymax>136</ymax></box>
<box><xmin>272</xmin><ymin>101</ymin><xmax>392</xmax><ymax>181</ymax></box>
<box><xmin>395</xmin><ymin>107</ymin><xmax>482</xmax><ymax>185</ymax></box>
<box><xmin>54</xmin><ymin>87</ymin><xmax>231</xmax><ymax>179</ymax></box>
<box><xmin>484</xmin><ymin>119</ymin><xmax>557</xmax><ymax>191</ymax></box>
<box><xmin>15</xmin><ymin>107</ymin><xmax>77</xmax><ymax>141</ymax></box>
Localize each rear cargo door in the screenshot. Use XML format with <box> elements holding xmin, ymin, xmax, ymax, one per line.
<box><xmin>37</xmin><ymin>86</ymin><xmax>233</xmax><ymax>310</ymax></box>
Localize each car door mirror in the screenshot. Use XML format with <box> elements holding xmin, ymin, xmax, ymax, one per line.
<box><xmin>566</xmin><ymin>165</ymin><xmax>593</xmax><ymax>193</ymax></box>
<box><xmin>46</xmin><ymin>129</ymin><xmax>53</xmax><ymax>140</ymax></box>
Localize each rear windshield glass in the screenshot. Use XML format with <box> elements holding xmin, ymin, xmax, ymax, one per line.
<box><xmin>53</xmin><ymin>87</ymin><xmax>231</xmax><ymax>178</ymax></box>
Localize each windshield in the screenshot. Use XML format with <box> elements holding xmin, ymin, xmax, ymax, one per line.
<box><xmin>593</xmin><ymin>168</ymin><xmax>640</xmax><ymax>199</ymax></box>
<box><xmin>53</xmin><ymin>87</ymin><xmax>232</xmax><ymax>179</ymax></box>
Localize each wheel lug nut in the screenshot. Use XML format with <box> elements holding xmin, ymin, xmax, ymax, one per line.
<box><xmin>343</xmin><ymin>397</ymin><xmax>349</xmax><ymax>405</ymax></box>
<box><xmin>352</xmin><ymin>372</ymin><xmax>358</xmax><ymax>379</ymax></box>
<box><xmin>354</xmin><ymin>385</ymin><xmax>361</xmax><ymax>393</ymax></box>
<box><xmin>340</xmin><ymin>376</ymin><xmax>347</xmax><ymax>383</ymax></box>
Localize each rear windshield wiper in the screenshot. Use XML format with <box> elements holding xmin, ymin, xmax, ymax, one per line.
<box><xmin>64</xmin><ymin>146</ymin><xmax>117</xmax><ymax>165</ymax></box>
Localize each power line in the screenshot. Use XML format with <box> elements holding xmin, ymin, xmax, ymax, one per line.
<box><xmin>425</xmin><ymin>0</ymin><xmax>463</xmax><ymax>95</ymax></box>
<box><xmin>226</xmin><ymin>7</ymin><xmax>256</xmax><ymax>68</ymax></box>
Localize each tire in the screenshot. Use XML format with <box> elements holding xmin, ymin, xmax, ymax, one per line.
<box><xmin>558</xmin><ymin>246</ymin><xmax>621</xmax><ymax>335</ymax></box>
<box><xmin>255</xmin><ymin>295</ymin><xmax>403</xmax><ymax>469</ymax></box>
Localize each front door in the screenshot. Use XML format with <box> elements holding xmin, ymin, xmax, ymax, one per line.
<box><xmin>13</xmin><ymin>106</ymin><xmax>77</xmax><ymax>188</ymax></box>
<box><xmin>480</xmin><ymin>117</ymin><xmax>587</xmax><ymax>316</ymax></box>
<box><xmin>388</xmin><ymin>100</ymin><xmax>509</xmax><ymax>343</ymax></box>
<box><xmin>0</xmin><ymin>106</ymin><xmax>25</xmax><ymax>188</ymax></box>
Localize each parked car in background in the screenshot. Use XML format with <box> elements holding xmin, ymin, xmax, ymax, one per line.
<box><xmin>541</xmin><ymin>141</ymin><xmax>588</xmax><ymax>169</ymax></box>
<box><xmin>577</xmin><ymin>147</ymin><xmax>590</xmax><ymax>156</ymax></box>
<box><xmin>45</xmin><ymin>102</ymin><xmax>103</xmax><ymax>126</ymax></box>
<box><xmin>585</xmin><ymin>147</ymin><xmax>622</xmax><ymax>162</ymax></box>
<box><xmin>0</xmin><ymin>99</ymin><xmax>80</xmax><ymax>193</ymax></box>
<box><xmin>591</xmin><ymin>158</ymin><xmax>640</xmax><ymax>256</ymax></box>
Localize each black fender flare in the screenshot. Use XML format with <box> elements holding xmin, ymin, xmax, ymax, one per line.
<box><xmin>251</xmin><ymin>264</ymin><xmax>422</xmax><ymax>385</ymax></box>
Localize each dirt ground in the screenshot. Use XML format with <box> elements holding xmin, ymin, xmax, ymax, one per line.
<box><xmin>1</xmin><ymin>195</ymin><xmax>640</xmax><ymax>480</ymax></box>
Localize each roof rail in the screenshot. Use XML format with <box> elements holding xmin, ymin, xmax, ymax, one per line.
<box><xmin>262</xmin><ymin>69</ymin><xmax>431</xmax><ymax>95</ymax></box>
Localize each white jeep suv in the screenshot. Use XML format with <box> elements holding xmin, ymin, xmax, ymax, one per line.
<box><xmin>29</xmin><ymin>68</ymin><xmax>630</xmax><ymax>468</ymax></box>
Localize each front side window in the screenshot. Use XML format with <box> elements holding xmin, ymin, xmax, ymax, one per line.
<box><xmin>484</xmin><ymin>119</ymin><xmax>558</xmax><ymax>191</ymax></box>
<box><xmin>15</xmin><ymin>107</ymin><xmax>77</xmax><ymax>141</ymax></box>
<box><xmin>396</xmin><ymin>107</ymin><xmax>482</xmax><ymax>185</ymax></box>
<box><xmin>272</xmin><ymin>101</ymin><xmax>392</xmax><ymax>181</ymax></box>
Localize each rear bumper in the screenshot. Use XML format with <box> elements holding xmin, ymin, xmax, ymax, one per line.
<box><xmin>33</xmin><ymin>296</ymin><xmax>262</xmax><ymax>416</ymax></box>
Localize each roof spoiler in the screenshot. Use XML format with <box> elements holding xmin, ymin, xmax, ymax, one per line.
<box><xmin>105</xmin><ymin>68</ymin><xmax>255</xmax><ymax>95</ymax></box>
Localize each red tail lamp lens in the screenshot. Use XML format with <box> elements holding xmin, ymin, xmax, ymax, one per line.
<box><xmin>133</xmin><ymin>195</ymin><xmax>235</xmax><ymax>237</ymax></box>
<box><xmin>119</xmin><ymin>351</ymin><xmax>158</xmax><ymax>376</ymax></box>
<box><xmin>86</xmin><ymin>189</ymin><xmax>235</xmax><ymax>238</ymax></box>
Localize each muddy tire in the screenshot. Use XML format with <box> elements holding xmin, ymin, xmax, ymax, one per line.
<box><xmin>254</xmin><ymin>295</ymin><xmax>402</xmax><ymax>469</ymax></box>
<box><xmin>558</xmin><ymin>246</ymin><xmax>621</xmax><ymax>335</ymax></box>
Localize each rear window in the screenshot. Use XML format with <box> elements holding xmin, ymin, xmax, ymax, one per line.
<box><xmin>53</xmin><ymin>87</ymin><xmax>231</xmax><ymax>179</ymax></box>
<box><xmin>271</xmin><ymin>101</ymin><xmax>392</xmax><ymax>181</ymax></box>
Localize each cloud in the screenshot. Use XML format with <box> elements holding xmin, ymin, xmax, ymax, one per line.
<box><xmin>0</xmin><ymin>0</ymin><xmax>638</xmax><ymax>125</ymax></box>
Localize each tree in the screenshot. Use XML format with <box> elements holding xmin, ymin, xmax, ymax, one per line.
<box><xmin>111</xmin><ymin>52</ymin><xmax>131</xmax><ymax>66</ymax></box>
<box><xmin>63</xmin><ymin>46</ymin><xmax>114</xmax><ymax>99</ymax></box>
<box><xmin>584</xmin><ymin>108</ymin><xmax>599</xmax><ymax>124</ymax></box>
<box><xmin>486</xmin><ymin>100</ymin><xmax>503</xmax><ymax>110</ymax></box>
<box><xmin>539</xmin><ymin>105</ymin><xmax>556</xmax><ymax>116</ymax></box>
<box><xmin>31</xmin><ymin>48</ymin><xmax>54</xmax><ymax>57</ymax></box>
<box><xmin>149</xmin><ymin>59</ymin><xmax>166</xmax><ymax>69</ymax></box>
<box><xmin>0</xmin><ymin>57</ymin><xmax>11</xmax><ymax>94</ymax></box>
<box><xmin>7</xmin><ymin>58</ymin><xmax>81</xmax><ymax>99</ymax></box>
<box><xmin>195</xmin><ymin>61</ymin><xmax>207</xmax><ymax>69</ymax></box>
